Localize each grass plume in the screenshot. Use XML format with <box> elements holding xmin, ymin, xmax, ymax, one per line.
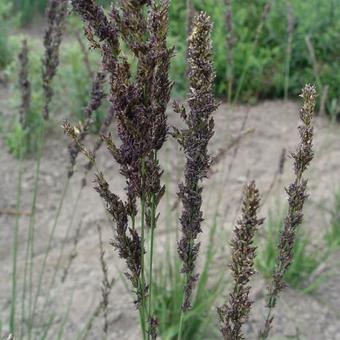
<box><xmin>173</xmin><ymin>13</ymin><xmax>218</xmax><ymax>335</ymax></box>
<box><xmin>42</xmin><ymin>0</ymin><xmax>68</xmax><ymax>119</ymax></box>
<box><xmin>259</xmin><ymin>84</ymin><xmax>316</xmax><ymax>338</ymax></box>
<box><xmin>18</xmin><ymin>39</ymin><xmax>31</xmax><ymax>128</ymax></box>
<box><xmin>218</xmin><ymin>181</ymin><xmax>264</xmax><ymax>340</ymax></box>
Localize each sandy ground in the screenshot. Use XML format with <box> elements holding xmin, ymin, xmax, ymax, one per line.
<box><xmin>1</xmin><ymin>98</ymin><xmax>340</xmax><ymax>339</ymax></box>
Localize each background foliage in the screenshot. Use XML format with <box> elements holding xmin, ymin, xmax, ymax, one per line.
<box><xmin>1</xmin><ymin>0</ymin><xmax>339</xmax><ymax>118</ymax></box>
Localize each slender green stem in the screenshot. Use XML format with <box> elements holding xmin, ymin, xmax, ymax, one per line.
<box><xmin>132</xmin><ymin>214</ymin><xmax>146</xmax><ymax>340</ymax></box>
<box><xmin>177</xmin><ymin>309</ymin><xmax>184</xmax><ymax>340</ymax></box>
<box><xmin>21</xmin><ymin>129</ymin><xmax>45</xmax><ymax>339</ymax></box>
<box><xmin>140</xmin><ymin>160</ymin><xmax>147</xmax><ymax>340</ymax></box>
<box><xmin>56</xmin><ymin>289</ymin><xmax>74</xmax><ymax>340</ymax></box>
<box><xmin>29</xmin><ymin>176</ymin><xmax>70</xmax><ymax>338</ymax></box>
<box><xmin>38</xmin><ymin>314</ymin><xmax>55</xmax><ymax>340</ymax></box>
<box><xmin>147</xmin><ymin>191</ymin><xmax>157</xmax><ymax>340</ymax></box>
<box><xmin>9</xmin><ymin>149</ymin><xmax>23</xmax><ymax>335</ymax></box>
<box><xmin>52</xmin><ymin>185</ymin><xmax>83</xmax><ymax>283</ymax></box>
<box><xmin>27</xmin><ymin>139</ymin><xmax>44</xmax><ymax>339</ymax></box>
<box><xmin>38</xmin><ymin>184</ymin><xmax>83</xmax><ymax>330</ymax></box>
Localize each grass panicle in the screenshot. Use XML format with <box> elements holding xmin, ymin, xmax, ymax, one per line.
<box><xmin>18</xmin><ymin>39</ymin><xmax>31</xmax><ymax>128</ymax></box>
<box><xmin>66</xmin><ymin>1</ymin><xmax>174</xmax><ymax>338</ymax></box>
<box><xmin>218</xmin><ymin>181</ymin><xmax>264</xmax><ymax>340</ymax></box>
<box><xmin>42</xmin><ymin>0</ymin><xmax>68</xmax><ymax>119</ymax></box>
<box><xmin>173</xmin><ymin>12</ymin><xmax>218</xmax><ymax>313</ymax></box>
<box><xmin>259</xmin><ymin>84</ymin><xmax>316</xmax><ymax>339</ymax></box>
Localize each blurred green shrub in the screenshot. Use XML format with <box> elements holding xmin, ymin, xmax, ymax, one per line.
<box><xmin>8</xmin><ymin>0</ymin><xmax>340</xmax><ymax>117</ymax></box>
<box><xmin>168</xmin><ymin>0</ymin><xmax>340</xmax><ymax>116</ymax></box>
<box><xmin>0</xmin><ymin>0</ymin><xmax>14</xmax><ymax>70</ymax></box>
<box><xmin>13</xmin><ymin>0</ymin><xmax>45</xmax><ymax>25</ymax></box>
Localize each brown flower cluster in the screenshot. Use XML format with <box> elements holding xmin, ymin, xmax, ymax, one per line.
<box><xmin>218</xmin><ymin>181</ymin><xmax>264</xmax><ymax>340</ymax></box>
<box><xmin>67</xmin><ymin>0</ymin><xmax>173</xmax><ymax>313</ymax></box>
<box><xmin>42</xmin><ymin>0</ymin><xmax>68</xmax><ymax>120</ymax></box>
<box><xmin>173</xmin><ymin>12</ymin><xmax>218</xmax><ymax>311</ymax></box>
<box><xmin>18</xmin><ymin>39</ymin><xmax>31</xmax><ymax>128</ymax></box>
<box><xmin>259</xmin><ymin>84</ymin><xmax>316</xmax><ymax>338</ymax></box>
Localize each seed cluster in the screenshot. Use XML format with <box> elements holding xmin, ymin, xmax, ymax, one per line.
<box><xmin>218</xmin><ymin>181</ymin><xmax>264</xmax><ymax>340</ymax></box>
<box><xmin>67</xmin><ymin>0</ymin><xmax>173</xmax><ymax>312</ymax></box>
<box><xmin>173</xmin><ymin>12</ymin><xmax>218</xmax><ymax>311</ymax></box>
<box><xmin>18</xmin><ymin>39</ymin><xmax>31</xmax><ymax>128</ymax></box>
<box><xmin>42</xmin><ymin>0</ymin><xmax>68</xmax><ymax>120</ymax></box>
<box><xmin>259</xmin><ymin>84</ymin><xmax>316</xmax><ymax>338</ymax></box>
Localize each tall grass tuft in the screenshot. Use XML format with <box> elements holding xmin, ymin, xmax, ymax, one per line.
<box><xmin>66</xmin><ymin>1</ymin><xmax>174</xmax><ymax>338</ymax></box>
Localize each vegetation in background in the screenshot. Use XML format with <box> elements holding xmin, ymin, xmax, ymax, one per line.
<box><xmin>325</xmin><ymin>188</ymin><xmax>340</xmax><ymax>249</ymax></box>
<box><xmin>173</xmin><ymin>0</ymin><xmax>339</xmax><ymax>115</ymax></box>
<box><xmin>12</xmin><ymin>0</ymin><xmax>47</xmax><ymax>25</ymax></box>
<box><xmin>0</xmin><ymin>0</ymin><xmax>15</xmax><ymax>70</ymax></box>
<box><xmin>2</xmin><ymin>0</ymin><xmax>339</xmax><ymax>117</ymax></box>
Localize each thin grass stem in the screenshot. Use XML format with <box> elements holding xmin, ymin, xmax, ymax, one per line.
<box><xmin>20</xmin><ymin>128</ymin><xmax>45</xmax><ymax>339</ymax></box>
<box><xmin>147</xmin><ymin>192</ymin><xmax>157</xmax><ymax>340</ymax></box>
<box><xmin>140</xmin><ymin>160</ymin><xmax>147</xmax><ymax>340</ymax></box>
<box><xmin>29</xmin><ymin>175</ymin><xmax>70</xmax><ymax>337</ymax></box>
<box><xmin>27</xmin><ymin>132</ymin><xmax>45</xmax><ymax>340</ymax></box>
<box><xmin>38</xmin><ymin>183</ymin><xmax>83</xmax><ymax>330</ymax></box>
<box><xmin>9</xmin><ymin>148</ymin><xmax>23</xmax><ymax>335</ymax></box>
